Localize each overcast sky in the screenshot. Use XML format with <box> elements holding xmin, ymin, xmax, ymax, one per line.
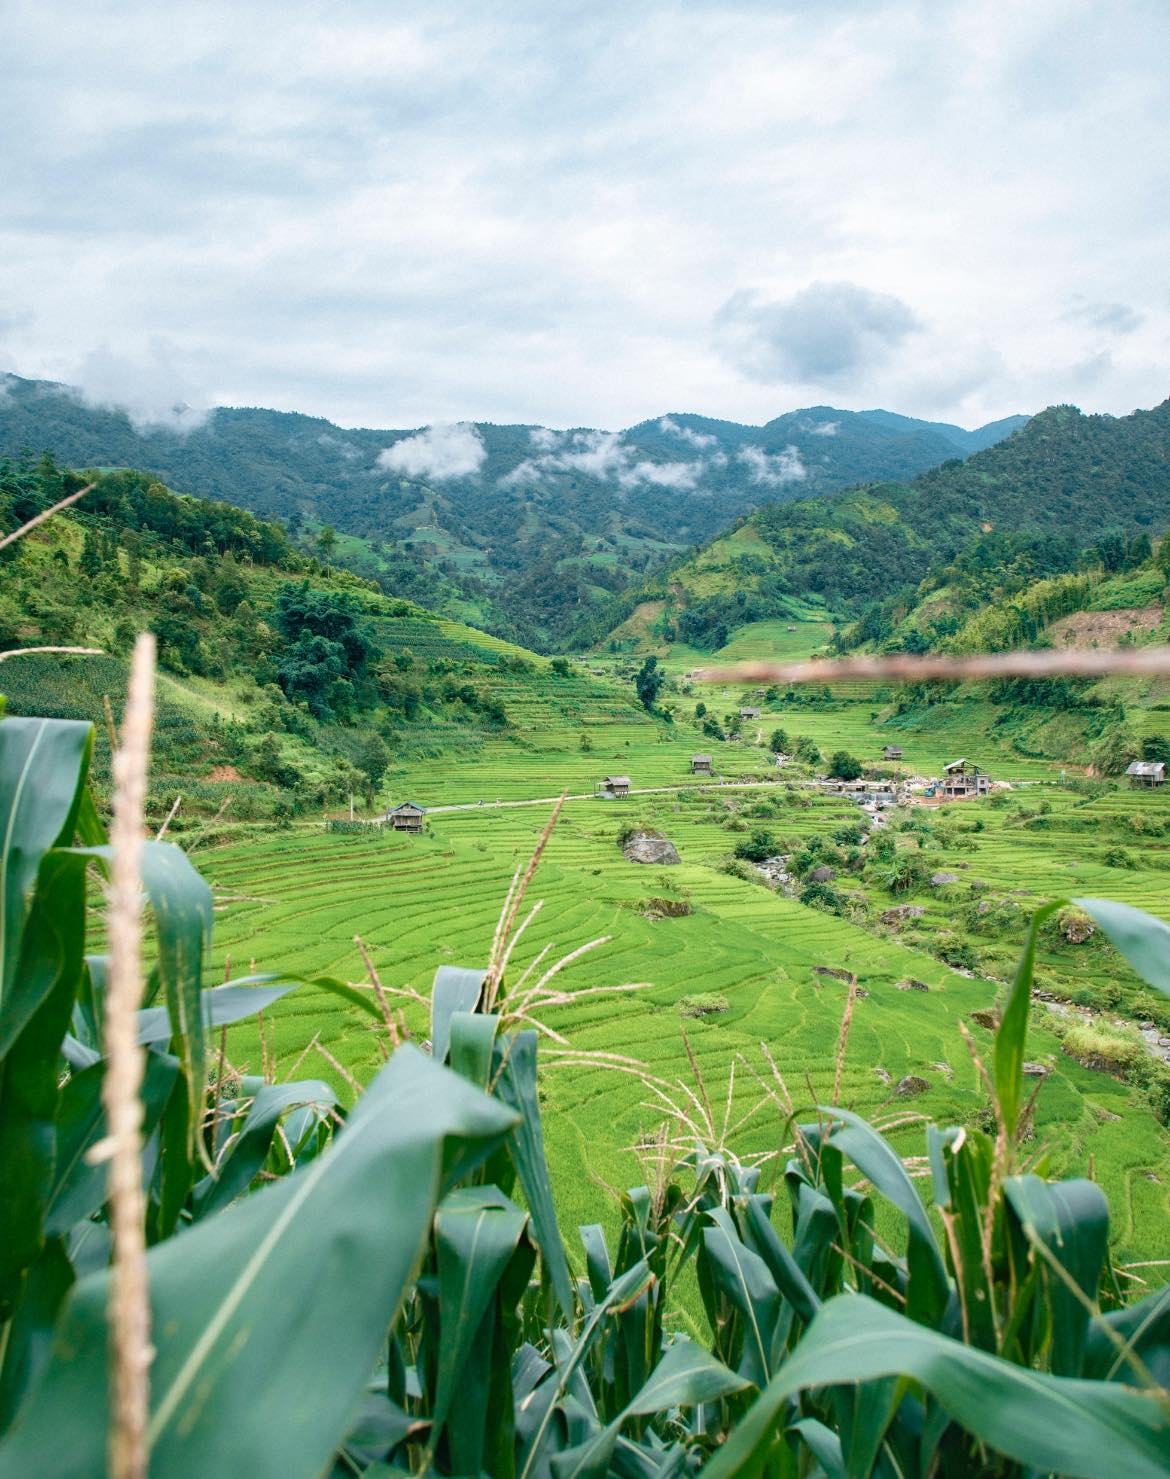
<box><xmin>3</xmin><ymin>0</ymin><xmax>1168</xmax><ymax>431</ymax></box>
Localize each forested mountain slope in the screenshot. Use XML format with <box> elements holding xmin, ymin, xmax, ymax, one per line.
<box><xmin>0</xmin><ymin>372</ymin><xmax>1023</xmax><ymax>649</ymax></box>
<box><xmin>609</xmin><ymin>399</ymin><xmax>1170</xmax><ymax>652</ymax></box>
<box><xmin>0</xmin><ymin>454</ymin><xmax>658</xmax><ymax>823</ymax></box>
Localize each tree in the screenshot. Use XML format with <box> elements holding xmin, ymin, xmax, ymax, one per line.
<box><xmin>550</xmin><ymin>657</ymin><xmax>570</xmax><ymax>677</ymax></box>
<box><xmin>769</xmin><ymin>727</ymin><xmax>789</xmax><ymax>754</ymax></box>
<box><xmin>1096</xmin><ymin>530</ymin><xmax>1127</xmax><ymax>573</ymax></box>
<box><xmin>1128</xmin><ymin>532</ymin><xmax>1153</xmax><ymax>567</ymax></box>
<box><xmin>356</xmin><ymin>732</ymin><xmax>391</xmax><ymax>790</ymax></box>
<box><xmin>318</xmin><ymin>525</ymin><xmax>338</xmax><ymax>558</ymax></box>
<box><xmin>827</xmin><ymin>750</ymin><xmax>863</xmax><ymax>781</ymax></box>
<box><xmin>276</xmin><ymin>633</ymin><xmax>348</xmax><ymax>715</ymax></box>
<box><xmin>694</xmin><ymin>701</ymin><xmax>707</xmax><ymax>719</ymax></box>
<box><xmin>793</xmin><ymin>734</ymin><xmax>821</xmax><ymax>765</ymax></box>
<box><xmin>1141</xmin><ymin>734</ymin><xmax>1170</xmax><ymax>764</ymax></box>
<box><xmin>1091</xmin><ymin>725</ymin><xmax>1140</xmax><ymax>776</ymax></box>
<box><xmin>78</xmin><ymin>528</ymin><xmax>103</xmax><ymax>578</ymax></box>
<box><xmin>635</xmin><ymin>656</ymin><xmax>664</xmax><ymax>711</ymax></box>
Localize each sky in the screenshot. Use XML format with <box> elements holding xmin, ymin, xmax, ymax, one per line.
<box><xmin>2</xmin><ymin>0</ymin><xmax>1168</xmax><ymax>433</ymax></box>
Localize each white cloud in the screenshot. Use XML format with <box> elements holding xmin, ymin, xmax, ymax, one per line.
<box><xmin>620</xmin><ymin>459</ymin><xmax>703</xmax><ymax>490</ymax></box>
<box><xmin>377</xmin><ymin>421</ymin><xmax>486</xmax><ymax>480</ymax></box>
<box><xmin>554</xmin><ymin>429</ymin><xmax>629</xmax><ymax>479</ymax></box>
<box><xmin>738</xmin><ymin>445</ymin><xmax>806</xmax><ymax>486</ymax></box>
<box><xmin>317</xmin><ymin>431</ymin><xmax>361</xmax><ymax>460</ymax></box>
<box><xmin>498</xmin><ymin>456</ymin><xmax>540</xmax><ymax>488</ymax></box>
<box><xmin>808</xmin><ymin>420</ymin><xmax>839</xmax><ymax>436</ymax></box>
<box><xmin>503</xmin><ymin>427</ymin><xmax>709</xmax><ymax>491</ymax></box>
<box><xmin>528</xmin><ymin>426</ymin><xmax>560</xmax><ymax>450</ymax></box>
<box><xmin>658</xmin><ymin>415</ymin><xmax>717</xmax><ymax>449</ymax></box>
<box><xmin>68</xmin><ymin>340</ymin><xmax>212</xmax><ymax>432</ymax></box>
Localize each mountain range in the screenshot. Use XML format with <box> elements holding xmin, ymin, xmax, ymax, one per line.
<box><xmin>616</xmin><ymin>398</ymin><xmax>1170</xmax><ymax>654</ymax></box>
<box><xmin>0</xmin><ymin>372</ymin><xmax>1025</xmax><ymax>649</ymax></box>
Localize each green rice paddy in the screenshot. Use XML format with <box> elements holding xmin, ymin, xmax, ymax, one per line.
<box><xmin>205</xmin><ymin>773</ymin><xmax>1170</xmax><ymax>1266</ymax></box>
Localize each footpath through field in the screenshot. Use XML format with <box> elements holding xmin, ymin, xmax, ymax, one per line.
<box><xmin>423</xmin><ymin>779</ymin><xmax>787</xmax><ymax>813</ymax></box>
<box><xmin>411</xmin><ymin>774</ymin><xmax>1049</xmax><ymax>817</ymax></box>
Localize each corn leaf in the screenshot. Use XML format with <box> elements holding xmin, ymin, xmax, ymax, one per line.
<box><xmin>0</xmin><ymin>1046</ymin><xmax>517</xmax><ymax>1478</ymax></box>
<box><xmin>193</xmin><ymin>1078</ymin><xmax>338</xmax><ymax>1218</ymax></box>
<box><xmin>432</xmin><ymin>1185</ymin><xmax>534</xmax><ymax>1473</ymax></box>
<box><xmin>1003</xmin><ymin>1175</ymin><xmax>1110</xmax><ymax>1377</ymax></box>
<box><xmin>431</xmin><ymin>966</ymin><xmax>485</xmax><ymax>1065</ymax></box>
<box><xmin>551</xmin><ymin>1337</ymin><xmax>748</xmax><ymax>1479</ymax></box>
<box><xmin>44</xmin><ymin>1050</ymin><xmax>178</xmax><ymax>1235</ymax></box>
<box><xmin>822</xmin><ymin>1107</ymin><xmax>948</xmax><ymax>1325</ymax></box>
<box><xmin>1074</xmin><ymin>898</ymin><xmax>1170</xmax><ymax>996</ymax></box>
<box><xmin>995</xmin><ymin>901</ymin><xmax>1060</xmax><ymax>1142</ymax></box>
<box><xmin>0</xmin><ymin>852</ymin><xmax>90</xmax><ymax>1313</ymax></box>
<box><xmin>493</xmin><ymin>1029</ymin><xmax>575</xmax><ymax>1320</ymax></box>
<box><xmin>0</xmin><ymin>718</ymin><xmax>92</xmax><ymax>1015</ymax></box>
<box><xmin>699</xmin><ymin>1293</ymin><xmax>1170</xmax><ymax>1479</ymax></box>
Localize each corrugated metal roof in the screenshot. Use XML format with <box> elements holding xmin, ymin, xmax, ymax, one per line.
<box><xmin>389</xmin><ymin>801</ymin><xmax>425</xmax><ymax>813</ymax></box>
<box><xmin>604</xmin><ymin>775</ymin><xmax>631</xmax><ymax>786</ymax></box>
<box><xmin>1127</xmin><ymin>761</ymin><xmax>1166</xmax><ymax>776</ymax></box>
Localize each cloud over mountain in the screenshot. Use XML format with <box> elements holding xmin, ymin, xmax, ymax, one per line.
<box><xmin>68</xmin><ymin>341</ymin><xmax>212</xmax><ymax>433</ymax></box>
<box><xmin>737</xmin><ymin>444</ymin><xmax>806</xmax><ymax>486</ymax></box>
<box><xmin>377</xmin><ymin>422</ymin><xmax>487</xmax><ymax>480</ymax></box>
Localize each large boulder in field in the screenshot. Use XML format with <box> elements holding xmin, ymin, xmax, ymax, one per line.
<box><xmin>808</xmin><ymin>864</ymin><xmax>837</xmax><ymax>884</ymax></box>
<box><xmin>930</xmin><ymin>871</ymin><xmax>958</xmax><ymax>887</ymax></box>
<box><xmin>622</xmin><ymin>830</ymin><xmax>681</xmax><ymax>865</ymax></box>
<box><xmin>893</xmin><ymin>1075</ymin><xmax>930</xmax><ymax>1098</ymax></box>
<box><xmin>881</xmin><ymin>904</ymin><xmax>925</xmax><ymax>925</ymax></box>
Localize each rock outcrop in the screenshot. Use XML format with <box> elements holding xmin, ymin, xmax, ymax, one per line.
<box><xmin>621</xmin><ymin>831</ymin><xmax>680</xmax><ymax>865</ymax></box>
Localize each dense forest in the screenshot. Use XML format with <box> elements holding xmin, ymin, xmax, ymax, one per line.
<box><xmin>0</xmin><ymin>374</ymin><xmax>1023</xmax><ymax>649</ymax></box>
<box><xmin>617</xmin><ymin>398</ymin><xmax>1170</xmax><ymax>651</ymax></box>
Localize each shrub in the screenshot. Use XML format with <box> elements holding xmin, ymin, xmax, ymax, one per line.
<box><xmin>1062</xmin><ymin>1021</ymin><xmax>1143</xmax><ymax>1073</ymax></box>
<box><xmin>877</xmin><ymin>851</ymin><xmax>931</xmax><ymax>895</ymax></box>
<box><xmin>800</xmin><ymin>881</ymin><xmax>845</xmax><ymax>913</ymax></box>
<box><xmin>734</xmin><ymin>827</ymin><xmax>778</xmax><ymax>862</ymax></box>
<box><xmin>933</xmin><ymin>932</ymin><xmax>979</xmax><ymax>971</ymax></box>
<box><xmin>677</xmin><ymin>992</ymin><xmax>729</xmax><ymax>1017</ymax></box>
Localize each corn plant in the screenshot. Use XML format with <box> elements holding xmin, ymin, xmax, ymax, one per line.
<box><xmin>1</xmin><ymin>704</ymin><xmax>1170</xmax><ymax>1477</ymax></box>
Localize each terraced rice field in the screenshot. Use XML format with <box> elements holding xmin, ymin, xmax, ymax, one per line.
<box><xmin>205</xmin><ymin>782</ymin><xmax>1170</xmax><ymax>1264</ymax></box>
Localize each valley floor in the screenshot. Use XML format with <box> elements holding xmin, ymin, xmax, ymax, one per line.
<box><xmin>206</xmin><ymin>774</ymin><xmax>1170</xmax><ymax>1272</ymax></box>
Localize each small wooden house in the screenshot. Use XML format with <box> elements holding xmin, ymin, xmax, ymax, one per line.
<box><xmin>387</xmin><ymin>801</ymin><xmax>425</xmax><ymax>833</ymax></box>
<box><xmin>940</xmin><ymin>759</ymin><xmax>991</xmax><ymax>799</ymax></box>
<box><xmin>1126</xmin><ymin>760</ymin><xmax>1167</xmax><ymax>788</ymax></box>
<box><xmin>882</xmin><ymin>745</ymin><xmax>904</xmax><ymax>760</ymax></box>
<box><xmin>599</xmin><ymin>775</ymin><xmax>631</xmax><ymax>799</ymax></box>
<box><xmin>691</xmin><ymin>754</ymin><xmax>713</xmax><ymax>775</ymax></box>
<box><xmin>739</xmin><ymin>707</ymin><xmax>761</xmax><ymax>721</ymax></box>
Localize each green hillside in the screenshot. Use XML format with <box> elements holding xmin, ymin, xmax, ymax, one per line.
<box><xmin>0</xmin><ymin>373</ymin><xmax>1025</xmax><ymax>650</ymax></box>
<box><xmin>610</xmin><ymin>398</ymin><xmax>1170</xmax><ymax>654</ymax></box>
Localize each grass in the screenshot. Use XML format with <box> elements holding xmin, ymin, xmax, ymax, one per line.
<box><xmin>1062</xmin><ymin>1021</ymin><xmax>1145</xmax><ymax>1073</ymax></box>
